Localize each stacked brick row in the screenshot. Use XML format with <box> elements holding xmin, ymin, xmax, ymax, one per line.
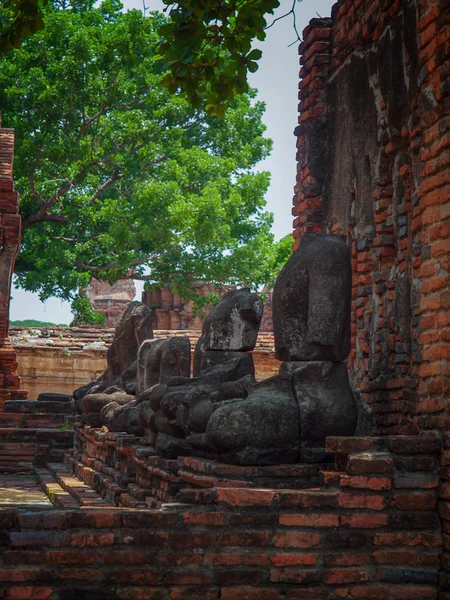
<box><xmin>3</xmin><ymin>430</ymin><xmax>441</xmax><ymax>598</ymax></box>
<box><xmin>0</xmin><ymin>129</ymin><xmax>27</xmax><ymax>405</ymax></box>
<box><xmin>293</xmin><ymin>0</ymin><xmax>450</xmax><ymax>436</ymax></box>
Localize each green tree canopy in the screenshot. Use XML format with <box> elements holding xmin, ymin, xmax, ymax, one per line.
<box><xmin>0</xmin><ymin>0</ymin><xmax>306</xmax><ymax>114</ymax></box>
<box><xmin>0</xmin><ymin>0</ymin><xmax>290</xmax><ymax>319</ymax></box>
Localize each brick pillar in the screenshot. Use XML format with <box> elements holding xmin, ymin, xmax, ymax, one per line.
<box><xmin>293</xmin><ymin>17</ymin><xmax>332</xmax><ymax>249</ymax></box>
<box><xmin>0</xmin><ymin>129</ymin><xmax>27</xmax><ymax>405</ymax></box>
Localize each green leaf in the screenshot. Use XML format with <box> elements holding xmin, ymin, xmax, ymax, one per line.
<box><xmin>247</xmin><ymin>48</ymin><xmax>262</xmax><ymax>61</ymax></box>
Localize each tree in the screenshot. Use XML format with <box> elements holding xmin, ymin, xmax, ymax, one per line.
<box><xmin>0</xmin><ymin>0</ymin><xmax>290</xmax><ymax>320</ymax></box>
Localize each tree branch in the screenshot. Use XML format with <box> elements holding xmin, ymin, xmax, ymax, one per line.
<box><xmin>53</xmin><ymin>234</ymin><xmax>101</xmax><ymax>243</ymax></box>
<box><xmin>89</xmin><ymin>169</ymin><xmax>122</xmax><ymax>205</ymax></box>
<box><xmin>29</xmin><ymin>147</ymin><xmax>45</xmax><ymax>205</ymax></box>
<box><xmin>74</xmin><ymin>257</ymin><xmax>149</xmax><ymax>273</ymax></box>
<box><xmin>22</xmin><ymin>213</ymin><xmax>69</xmax><ymax>228</ymax></box>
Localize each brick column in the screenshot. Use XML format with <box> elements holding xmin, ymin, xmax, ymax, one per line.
<box><xmin>410</xmin><ymin>0</ymin><xmax>450</xmax><ymax>431</ymax></box>
<box><xmin>0</xmin><ymin>129</ymin><xmax>27</xmax><ymax>405</ymax></box>
<box><xmin>293</xmin><ymin>18</ymin><xmax>332</xmax><ymax>250</ymax></box>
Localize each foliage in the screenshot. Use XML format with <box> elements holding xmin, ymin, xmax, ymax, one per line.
<box><xmin>0</xmin><ymin>0</ymin><xmax>306</xmax><ymax>115</ymax></box>
<box><xmin>0</xmin><ymin>0</ymin><xmax>290</xmax><ymax>321</ymax></box>
<box><xmin>157</xmin><ymin>0</ymin><xmax>281</xmax><ymax>116</ymax></box>
<box><xmin>71</xmin><ymin>294</ymin><xmax>107</xmax><ymax>326</ymax></box>
<box><xmin>10</xmin><ymin>319</ymin><xmax>68</xmax><ymax>327</ymax></box>
<box><xmin>0</xmin><ymin>0</ymin><xmax>47</xmax><ymax>56</ymax></box>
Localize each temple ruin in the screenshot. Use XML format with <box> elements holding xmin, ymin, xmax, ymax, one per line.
<box><xmin>0</xmin><ymin>0</ymin><xmax>449</xmax><ymax>598</ymax></box>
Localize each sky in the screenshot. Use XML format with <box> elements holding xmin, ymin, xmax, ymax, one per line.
<box><xmin>10</xmin><ymin>0</ymin><xmax>335</xmax><ymax>324</ymax></box>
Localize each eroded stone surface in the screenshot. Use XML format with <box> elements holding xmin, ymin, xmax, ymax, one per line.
<box><xmin>100</xmin><ymin>398</ymin><xmax>145</xmax><ymax>436</ymax></box>
<box><xmin>205</xmin><ymin>234</ymin><xmax>356</xmax><ymax>465</ymax></box>
<box><xmin>206</xmin><ymin>373</ymin><xmax>300</xmax><ymax>465</ymax></box>
<box><xmin>201</xmin><ymin>288</ymin><xmax>263</xmax><ymax>351</ymax></box>
<box><xmin>273</xmin><ymin>234</ymin><xmax>351</xmax><ymax>362</ymax></box>
<box><xmin>289</xmin><ymin>360</ymin><xmax>357</xmax><ymax>445</ymax></box>
<box><xmin>137</xmin><ymin>337</ymin><xmax>190</xmax><ymax>396</ymax></box>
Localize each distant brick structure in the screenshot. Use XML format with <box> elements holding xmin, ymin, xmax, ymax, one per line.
<box><xmin>85</xmin><ymin>279</ymin><xmax>136</xmax><ymax>328</ymax></box>
<box><xmin>143</xmin><ymin>284</ymin><xmax>274</xmax><ymax>331</ymax></box>
<box><xmin>0</xmin><ymin>129</ymin><xmax>27</xmax><ymax>405</ymax></box>
<box><xmin>142</xmin><ymin>285</ymin><xmax>205</xmax><ymax>330</ymax></box>
<box><xmin>294</xmin><ymin>0</ymin><xmax>449</xmax><ymax>436</ymax></box>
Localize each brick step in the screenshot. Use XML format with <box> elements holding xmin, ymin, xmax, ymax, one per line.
<box><xmin>45</xmin><ymin>462</ymin><xmax>110</xmax><ymax>507</ymax></box>
<box><xmin>64</xmin><ymin>451</ymin><xmax>147</xmax><ymax>508</ymax></box>
<box><xmin>0</xmin><ymin>412</ymin><xmax>73</xmax><ymax>428</ymax></box>
<box><xmin>0</xmin><ymin>460</ymin><xmax>34</xmax><ymax>474</ymax></box>
<box><xmin>4</xmin><ymin>400</ymin><xmax>74</xmax><ymax>415</ymax></box>
<box><xmin>0</xmin><ymin>428</ymin><xmax>74</xmax><ymax>474</ymax></box>
<box><xmin>0</xmin><ymin>427</ymin><xmax>74</xmax><ymax>440</ymax></box>
<box><xmin>134</xmin><ymin>455</ymin><xmax>186</xmax><ymax>507</ymax></box>
<box><xmin>37</xmin><ymin>393</ymin><xmax>72</xmax><ymax>403</ymax></box>
<box><xmin>35</xmin><ymin>467</ymin><xmax>79</xmax><ymax>508</ymax></box>
<box><xmin>177</xmin><ymin>456</ymin><xmax>325</xmax><ymax>489</ymax></box>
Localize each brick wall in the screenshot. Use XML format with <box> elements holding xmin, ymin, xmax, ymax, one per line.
<box><xmin>2</xmin><ymin>431</ymin><xmax>442</xmax><ymax>598</ymax></box>
<box><xmin>0</xmin><ymin>129</ymin><xmax>27</xmax><ymax>405</ymax></box>
<box><xmin>84</xmin><ymin>279</ymin><xmax>136</xmax><ymax>328</ymax></box>
<box><xmin>294</xmin><ymin>0</ymin><xmax>450</xmax><ymax>436</ymax></box>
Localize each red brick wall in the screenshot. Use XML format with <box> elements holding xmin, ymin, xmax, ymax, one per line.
<box><xmin>294</xmin><ymin>0</ymin><xmax>450</xmax><ymax>435</ymax></box>
<box><xmin>0</xmin><ymin>129</ymin><xmax>27</xmax><ymax>405</ymax></box>
<box><xmin>2</xmin><ymin>432</ymin><xmax>441</xmax><ymax>599</ymax></box>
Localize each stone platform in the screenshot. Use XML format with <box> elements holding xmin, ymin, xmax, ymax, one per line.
<box><xmin>0</xmin><ymin>425</ymin><xmax>442</xmax><ymax>599</ymax></box>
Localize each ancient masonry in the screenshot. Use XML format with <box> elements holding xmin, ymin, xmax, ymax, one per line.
<box><xmin>1</xmin><ymin>1</ymin><xmax>450</xmax><ymax>599</ymax></box>
<box><xmin>9</xmin><ymin>326</ymin><xmax>278</xmax><ymax>398</ymax></box>
<box><xmin>86</xmin><ymin>281</ymin><xmax>274</xmax><ymax>331</ymax></box>
<box><xmin>85</xmin><ymin>279</ymin><xmax>136</xmax><ymax>328</ymax></box>
<box><xmin>294</xmin><ymin>0</ymin><xmax>450</xmax><ymax>437</ymax></box>
<box><xmin>0</xmin><ymin>129</ymin><xmax>27</xmax><ymax>406</ymax></box>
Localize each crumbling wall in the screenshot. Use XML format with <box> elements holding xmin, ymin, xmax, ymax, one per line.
<box><xmin>294</xmin><ymin>0</ymin><xmax>450</xmax><ymax>435</ymax></box>
<box><xmin>142</xmin><ymin>285</ymin><xmax>274</xmax><ymax>332</ymax></box>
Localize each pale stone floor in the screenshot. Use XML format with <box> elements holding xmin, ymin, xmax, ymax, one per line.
<box><xmin>0</xmin><ymin>475</ymin><xmax>51</xmax><ymax>506</ymax></box>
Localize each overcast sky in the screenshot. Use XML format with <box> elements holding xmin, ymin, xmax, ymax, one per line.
<box><xmin>10</xmin><ymin>0</ymin><xmax>335</xmax><ymax>324</ymax></box>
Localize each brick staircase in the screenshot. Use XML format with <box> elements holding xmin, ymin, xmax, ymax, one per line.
<box><xmin>0</xmin><ymin>393</ymin><xmax>75</xmax><ymax>474</ymax></box>
<box><xmin>36</xmin><ymin>462</ymin><xmax>110</xmax><ymax>508</ymax></box>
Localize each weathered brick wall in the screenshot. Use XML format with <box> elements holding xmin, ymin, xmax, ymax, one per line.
<box><xmin>294</xmin><ymin>0</ymin><xmax>450</xmax><ymax>435</ymax></box>
<box><xmin>0</xmin><ymin>129</ymin><xmax>27</xmax><ymax>406</ymax></box>
<box><xmin>85</xmin><ymin>279</ymin><xmax>136</xmax><ymax>328</ymax></box>
<box><xmin>2</xmin><ymin>433</ymin><xmax>442</xmax><ymax>599</ymax></box>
